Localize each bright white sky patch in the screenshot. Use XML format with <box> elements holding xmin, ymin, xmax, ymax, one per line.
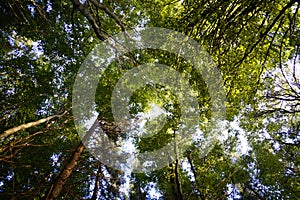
<box><xmin>144</xmin><ymin>103</ymin><xmax>166</xmax><ymax>119</ymax></box>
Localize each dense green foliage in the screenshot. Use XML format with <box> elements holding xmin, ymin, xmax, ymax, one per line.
<box><xmin>1</xmin><ymin>0</ymin><xmax>300</xmax><ymax>199</ymax></box>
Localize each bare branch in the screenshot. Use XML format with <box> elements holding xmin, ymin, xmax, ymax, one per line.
<box><xmin>88</xmin><ymin>0</ymin><xmax>126</xmax><ymax>32</ymax></box>
<box><xmin>1</xmin><ymin>110</ymin><xmax>67</xmax><ymax>140</ymax></box>
<box><xmin>71</xmin><ymin>0</ymin><xmax>107</xmax><ymax>41</ymax></box>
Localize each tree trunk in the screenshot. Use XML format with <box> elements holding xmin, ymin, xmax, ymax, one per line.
<box><xmin>91</xmin><ymin>164</ymin><xmax>102</xmax><ymax>200</ymax></box>
<box><xmin>44</xmin><ymin>119</ymin><xmax>98</xmax><ymax>200</ymax></box>
<box><xmin>173</xmin><ymin>130</ymin><xmax>183</xmax><ymax>200</ymax></box>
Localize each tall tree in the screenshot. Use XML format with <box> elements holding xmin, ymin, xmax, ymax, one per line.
<box><xmin>1</xmin><ymin>0</ymin><xmax>300</xmax><ymax>199</ymax></box>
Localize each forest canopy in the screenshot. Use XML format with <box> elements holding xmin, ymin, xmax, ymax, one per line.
<box><xmin>1</xmin><ymin>0</ymin><xmax>300</xmax><ymax>199</ymax></box>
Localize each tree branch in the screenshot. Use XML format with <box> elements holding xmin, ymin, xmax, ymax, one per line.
<box><xmin>1</xmin><ymin>110</ymin><xmax>67</xmax><ymax>140</ymax></box>
<box><xmin>88</xmin><ymin>0</ymin><xmax>126</xmax><ymax>32</ymax></box>
<box><xmin>71</xmin><ymin>0</ymin><xmax>107</xmax><ymax>41</ymax></box>
<box><xmin>235</xmin><ymin>0</ymin><xmax>298</xmax><ymax>67</ymax></box>
<box><xmin>245</xmin><ymin>184</ymin><xmax>265</xmax><ymax>200</ymax></box>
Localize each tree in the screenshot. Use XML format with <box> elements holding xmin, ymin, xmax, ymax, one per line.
<box><xmin>1</xmin><ymin>0</ymin><xmax>300</xmax><ymax>199</ymax></box>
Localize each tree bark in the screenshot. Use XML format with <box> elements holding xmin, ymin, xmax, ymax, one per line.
<box><xmin>71</xmin><ymin>0</ymin><xmax>107</xmax><ymax>41</ymax></box>
<box><xmin>246</xmin><ymin>185</ymin><xmax>265</xmax><ymax>200</ymax></box>
<box><xmin>88</xmin><ymin>0</ymin><xmax>126</xmax><ymax>32</ymax></box>
<box><xmin>91</xmin><ymin>164</ymin><xmax>102</xmax><ymax>200</ymax></box>
<box><xmin>173</xmin><ymin>130</ymin><xmax>183</xmax><ymax>200</ymax></box>
<box><xmin>1</xmin><ymin>111</ymin><xmax>67</xmax><ymax>140</ymax></box>
<box><xmin>174</xmin><ymin>158</ymin><xmax>183</xmax><ymax>200</ymax></box>
<box><xmin>44</xmin><ymin>119</ymin><xmax>98</xmax><ymax>200</ymax></box>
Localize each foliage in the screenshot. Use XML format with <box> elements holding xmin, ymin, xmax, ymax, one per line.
<box><xmin>1</xmin><ymin>0</ymin><xmax>300</xmax><ymax>199</ymax></box>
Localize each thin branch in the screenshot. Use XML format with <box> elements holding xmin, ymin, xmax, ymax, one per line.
<box><xmin>235</xmin><ymin>0</ymin><xmax>298</xmax><ymax>67</ymax></box>
<box><xmin>245</xmin><ymin>184</ymin><xmax>265</xmax><ymax>200</ymax></box>
<box><xmin>187</xmin><ymin>150</ymin><xmax>204</xmax><ymax>199</ymax></box>
<box><xmin>0</xmin><ymin>130</ymin><xmax>44</xmax><ymax>154</ymax></box>
<box><xmin>71</xmin><ymin>0</ymin><xmax>107</xmax><ymax>41</ymax></box>
<box><xmin>30</xmin><ymin>0</ymin><xmax>51</xmax><ymax>24</ymax></box>
<box><xmin>71</xmin><ymin>5</ymin><xmax>87</xmax><ymax>56</ymax></box>
<box><xmin>88</xmin><ymin>0</ymin><xmax>126</xmax><ymax>32</ymax></box>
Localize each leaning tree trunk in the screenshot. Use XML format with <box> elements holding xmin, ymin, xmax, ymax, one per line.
<box><xmin>44</xmin><ymin>119</ymin><xmax>98</xmax><ymax>200</ymax></box>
